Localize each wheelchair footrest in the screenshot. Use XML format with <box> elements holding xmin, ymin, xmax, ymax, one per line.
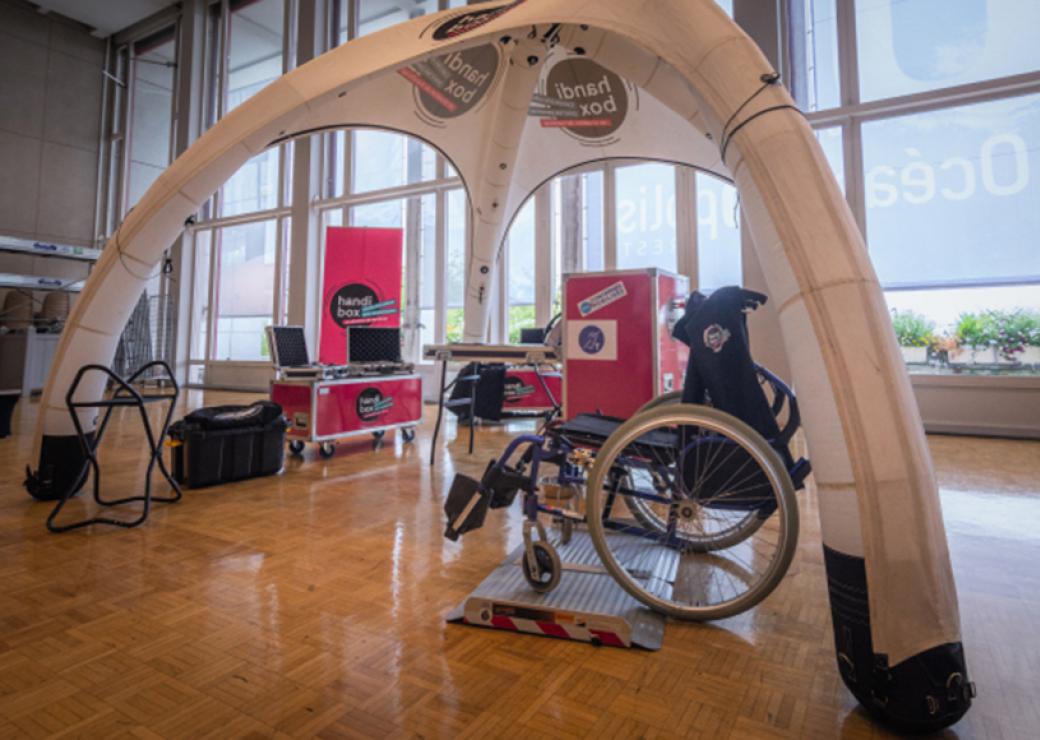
<box><xmin>444</xmin><ymin>473</ymin><xmax>490</xmax><ymax>541</ymax></box>
<box><xmin>481</xmin><ymin>460</ymin><xmax>530</xmax><ymax>510</ymax></box>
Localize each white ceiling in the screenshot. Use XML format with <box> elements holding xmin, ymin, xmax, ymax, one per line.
<box><xmin>34</xmin><ymin>0</ymin><xmax>178</xmax><ymax>38</ymax></box>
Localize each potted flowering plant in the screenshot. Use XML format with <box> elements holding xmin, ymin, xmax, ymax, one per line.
<box><xmin>994</xmin><ymin>309</ymin><xmax>1040</xmax><ymax>365</ymax></box>
<box><xmin>953</xmin><ymin>312</ymin><xmax>997</xmax><ymax>364</ymax></box>
<box><xmin>890</xmin><ymin>309</ymin><xmax>935</xmax><ymax>364</ymax></box>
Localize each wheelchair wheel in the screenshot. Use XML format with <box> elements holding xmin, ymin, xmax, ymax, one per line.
<box><xmin>586</xmin><ymin>404</ymin><xmax>798</xmax><ymax>621</ymax></box>
<box><xmin>634</xmin><ymin>390</ymin><xmax>681</xmax><ymax>415</ymax></box>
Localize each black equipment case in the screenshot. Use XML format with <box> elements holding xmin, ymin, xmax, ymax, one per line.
<box><xmin>169</xmin><ymin>401</ymin><xmax>287</xmax><ymax>488</ymax></box>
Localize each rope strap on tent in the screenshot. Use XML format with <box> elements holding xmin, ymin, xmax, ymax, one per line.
<box><xmin>720</xmin><ymin>72</ymin><xmax>804</xmax><ymax>163</ymax></box>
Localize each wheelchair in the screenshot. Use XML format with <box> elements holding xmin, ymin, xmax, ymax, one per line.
<box><xmin>444</xmin><ymin>290</ymin><xmax>811</xmax><ymax>621</ymax></box>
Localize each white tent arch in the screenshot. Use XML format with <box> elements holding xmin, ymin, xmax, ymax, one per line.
<box><xmin>30</xmin><ymin>1</ymin><xmax>971</xmax><ymax>730</ymax></box>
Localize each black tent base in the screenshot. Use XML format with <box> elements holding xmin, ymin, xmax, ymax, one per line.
<box><xmin>824</xmin><ymin>546</ymin><xmax>974</xmax><ymax>733</ymax></box>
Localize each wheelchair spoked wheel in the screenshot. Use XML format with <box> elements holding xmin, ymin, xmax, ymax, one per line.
<box><xmin>586</xmin><ymin>404</ymin><xmax>798</xmax><ymax>621</ymax></box>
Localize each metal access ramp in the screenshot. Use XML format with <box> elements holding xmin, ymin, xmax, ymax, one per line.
<box><xmin>447</xmin><ymin>529</ymin><xmax>666</xmax><ymax>650</ymax></box>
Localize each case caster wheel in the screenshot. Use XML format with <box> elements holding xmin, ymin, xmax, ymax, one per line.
<box><xmin>288</xmin><ymin>439</ymin><xmax>305</xmax><ymax>456</ymax></box>
<box><xmin>522</xmin><ymin>541</ymin><xmax>561</xmax><ymax>593</ymax></box>
<box><xmin>372</xmin><ymin>430</ymin><xmax>386</xmax><ymax>441</ymax></box>
<box><xmin>401</xmin><ymin>426</ymin><xmax>416</xmax><ymax>443</ymax></box>
<box><xmin>318</xmin><ymin>442</ymin><xmax>335</xmax><ymax>459</ymax></box>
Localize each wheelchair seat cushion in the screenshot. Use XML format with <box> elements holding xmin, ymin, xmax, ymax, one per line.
<box><xmin>557</xmin><ymin>413</ymin><xmax>680</xmax><ymax>455</ymax></box>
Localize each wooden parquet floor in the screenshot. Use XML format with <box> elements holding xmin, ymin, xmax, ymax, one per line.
<box><xmin>0</xmin><ymin>390</ymin><xmax>1037</xmax><ymax>739</ymax></box>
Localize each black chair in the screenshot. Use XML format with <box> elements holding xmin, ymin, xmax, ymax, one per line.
<box><xmin>46</xmin><ymin>361</ymin><xmax>182</xmax><ymax>533</ymax></box>
<box><xmin>429</xmin><ymin>364</ymin><xmax>483</xmax><ymax>465</ymax></box>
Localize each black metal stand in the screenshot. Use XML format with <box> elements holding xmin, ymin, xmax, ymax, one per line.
<box><xmin>429</xmin><ymin>360</ymin><xmax>480</xmax><ymax>466</ymax></box>
<box><xmin>46</xmin><ymin>361</ymin><xmax>182</xmax><ymax>533</ymax></box>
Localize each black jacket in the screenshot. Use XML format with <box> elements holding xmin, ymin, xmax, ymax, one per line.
<box><xmin>672</xmin><ymin>286</ymin><xmax>780</xmax><ymax>442</ymax></box>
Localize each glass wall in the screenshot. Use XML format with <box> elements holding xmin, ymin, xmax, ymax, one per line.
<box><xmin>506</xmin><ymin>200</ymin><xmax>536</xmax><ymax>342</ymax></box>
<box><xmin>615</xmin><ymin>163</ymin><xmax>678</xmax><ymax>272</ymax></box>
<box><xmin>854</xmin><ymin>0</ymin><xmax>1040</xmax><ymax>103</ymax></box>
<box><xmin>213</xmin><ymin>220</ymin><xmax>277</xmax><ymax>361</ymax></box>
<box><xmin>696</xmin><ymin>173</ymin><xmax>741</xmax><ymax>292</ymax></box>
<box><xmin>790</xmin><ymin>0</ymin><xmax>1040</xmax><ymax>375</ymax></box>
<box><xmin>125</xmin><ymin>28</ymin><xmax>176</xmax><ymax>212</ymax></box>
<box><xmin>187</xmin><ymin>0</ymin><xmax>289</xmax><ymax>379</ymax></box>
<box><xmin>220</xmin><ymin>0</ymin><xmax>285</xmax><ymax>217</ymax></box>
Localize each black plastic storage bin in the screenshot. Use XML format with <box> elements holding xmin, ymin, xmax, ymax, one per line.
<box><xmin>169</xmin><ymin>401</ymin><xmax>288</xmax><ymax>488</ymax></box>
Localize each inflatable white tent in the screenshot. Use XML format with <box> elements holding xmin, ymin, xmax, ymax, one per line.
<box><xmin>29</xmin><ymin>0</ymin><xmax>972</xmax><ymax>729</ymax></box>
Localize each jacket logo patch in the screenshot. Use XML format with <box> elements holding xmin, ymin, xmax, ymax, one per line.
<box><xmin>703</xmin><ymin>324</ymin><xmax>731</xmax><ymax>353</ymax></box>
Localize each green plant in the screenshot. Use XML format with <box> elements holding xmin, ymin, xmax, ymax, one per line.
<box><xmin>890</xmin><ymin>309</ymin><xmax>936</xmax><ymax>348</ymax></box>
<box><xmin>508</xmin><ymin>304</ymin><xmax>537</xmax><ymax>344</ymax></box>
<box><xmin>991</xmin><ymin>309</ymin><xmax>1040</xmax><ymax>359</ymax></box>
<box><xmin>954</xmin><ymin>312</ymin><xmax>996</xmax><ymax>348</ymax></box>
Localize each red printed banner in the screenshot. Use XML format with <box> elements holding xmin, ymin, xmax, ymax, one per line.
<box><xmin>319</xmin><ymin>227</ymin><xmax>403</xmax><ymax>365</ymax></box>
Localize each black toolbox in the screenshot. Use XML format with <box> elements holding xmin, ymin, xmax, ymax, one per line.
<box><xmin>169</xmin><ymin>401</ymin><xmax>288</xmax><ymax>488</ymax></box>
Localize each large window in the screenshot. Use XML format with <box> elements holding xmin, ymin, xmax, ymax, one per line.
<box><xmin>506</xmin><ymin>200</ymin><xmax>536</xmax><ymax>342</ymax></box>
<box><xmin>125</xmin><ymin>28</ymin><xmax>176</xmax><ymax>212</ymax></box>
<box><xmin>790</xmin><ymin>0</ymin><xmax>840</xmax><ymax>112</ymax></box>
<box><xmin>855</xmin><ymin>0</ymin><xmax>1040</xmax><ymax>103</ymax></box>
<box><xmin>790</xmin><ymin>0</ymin><xmax>1040</xmax><ymax>375</ymax></box>
<box><xmin>213</xmin><ymin>220</ymin><xmax>277</xmax><ymax>361</ymax></box>
<box><xmin>445</xmin><ymin>188</ymin><xmax>467</xmax><ymax>342</ymax></box>
<box><xmin>696</xmin><ymin>172</ymin><xmax>741</xmax><ymax>291</ymax></box>
<box><xmin>187</xmin><ymin>0</ymin><xmax>290</xmax><ymax>379</ymax></box>
<box><xmin>615</xmin><ymin>163</ymin><xmax>678</xmax><ymax>272</ymax></box>
<box><xmin>220</xmin><ymin>0</ymin><xmax>285</xmax><ymax>217</ymax></box>
<box><xmin>862</xmin><ymin>95</ymin><xmax>1039</xmax><ymax>288</ymax></box>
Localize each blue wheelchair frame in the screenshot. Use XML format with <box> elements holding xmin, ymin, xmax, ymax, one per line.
<box><xmin>461</xmin><ymin>364</ymin><xmax>810</xmax><ymax>551</ymax></box>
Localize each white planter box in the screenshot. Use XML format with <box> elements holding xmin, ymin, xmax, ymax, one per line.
<box><xmin>1018</xmin><ymin>347</ymin><xmax>1040</xmax><ymax>366</ymax></box>
<box><xmin>948</xmin><ymin>346</ymin><xmax>1001</xmax><ymax>366</ymax></box>
<box><xmin>900</xmin><ymin>346</ymin><xmax>928</xmax><ymax>364</ymax></box>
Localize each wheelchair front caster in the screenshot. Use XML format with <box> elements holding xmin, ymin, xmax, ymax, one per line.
<box><xmin>559</xmin><ymin>517</ymin><xmax>574</xmax><ymax>546</ymax></box>
<box><xmin>288</xmin><ymin>439</ymin><xmax>305</xmax><ymax>456</ymax></box>
<box><xmin>522</xmin><ymin>540</ymin><xmax>561</xmax><ymax>593</ymax></box>
<box><xmin>401</xmin><ymin>426</ymin><xmax>416</xmax><ymax>443</ymax></box>
<box><xmin>318</xmin><ymin>442</ymin><xmax>335</xmax><ymax>459</ymax></box>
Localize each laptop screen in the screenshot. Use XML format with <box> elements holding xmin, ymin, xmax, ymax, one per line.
<box><xmin>348</xmin><ymin>327</ymin><xmax>402</xmax><ymax>364</ymax></box>
<box><xmin>269</xmin><ymin>326</ymin><xmax>310</xmax><ymax>367</ymax></box>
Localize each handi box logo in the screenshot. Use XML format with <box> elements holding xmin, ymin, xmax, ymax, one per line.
<box><xmin>400</xmin><ymin>44</ymin><xmax>500</xmax><ymax>122</ymax></box>
<box><xmin>531</xmin><ymin>58</ymin><xmax>632</xmax><ymax>144</ymax></box>
<box><xmin>357</xmin><ymin>388</ymin><xmax>395</xmax><ymax>422</ymax></box>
